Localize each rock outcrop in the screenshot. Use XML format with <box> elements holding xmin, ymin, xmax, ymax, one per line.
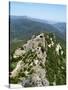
<box><xmin>10</xmin><ymin>33</ymin><xmax>66</xmax><ymax>87</ymax></box>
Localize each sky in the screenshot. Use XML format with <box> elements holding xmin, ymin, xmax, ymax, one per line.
<box><xmin>10</xmin><ymin>2</ymin><xmax>66</xmax><ymax>22</ymax></box>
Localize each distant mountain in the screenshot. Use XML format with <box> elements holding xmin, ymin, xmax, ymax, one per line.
<box><xmin>53</xmin><ymin>23</ymin><xmax>66</xmax><ymax>37</ymax></box>
<box><xmin>10</xmin><ymin>16</ymin><xmax>66</xmax><ymax>41</ymax></box>
<box><xmin>54</xmin><ymin>23</ymin><xmax>66</xmax><ymax>33</ymax></box>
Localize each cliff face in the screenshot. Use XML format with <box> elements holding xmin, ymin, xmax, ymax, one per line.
<box><xmin>10</xmin><ymin>33</ymin><xmax>66</xmax><ymax>87</ymax></box>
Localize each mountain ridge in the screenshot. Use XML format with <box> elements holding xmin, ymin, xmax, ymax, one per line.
<box><xmin>10</xmin><ymin>16</ymin><xmax>66</xmax><ymax>41</ymax></box>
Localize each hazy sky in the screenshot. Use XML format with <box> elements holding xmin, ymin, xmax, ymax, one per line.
<box><xmin>10</xmin><ymin>2</ymin><xmax>66</xmax><ymax>22</ymax></box>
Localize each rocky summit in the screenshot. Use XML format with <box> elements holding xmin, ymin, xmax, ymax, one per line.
<box><xmin>10</xmin><ymin>33</ymin><xmax>66</xmax><ymax>87</ymax></box>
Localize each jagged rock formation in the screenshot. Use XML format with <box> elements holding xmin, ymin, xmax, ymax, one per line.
<box><xmin>10</xmin><ymin>33</ymin><xmax>66</xmax><ymax>87</ymax></box>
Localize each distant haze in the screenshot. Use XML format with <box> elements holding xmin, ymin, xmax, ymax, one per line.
<box><xmin>10</xmin><ymin>2</ymin><xmax>66</xmax><ymax>22</ymax></box>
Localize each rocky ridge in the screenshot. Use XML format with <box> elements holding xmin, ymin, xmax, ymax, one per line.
<box><xmin>10</xmin><ymin>33</ymin><xmax>66</xmax><ymax>87</ymax></box>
